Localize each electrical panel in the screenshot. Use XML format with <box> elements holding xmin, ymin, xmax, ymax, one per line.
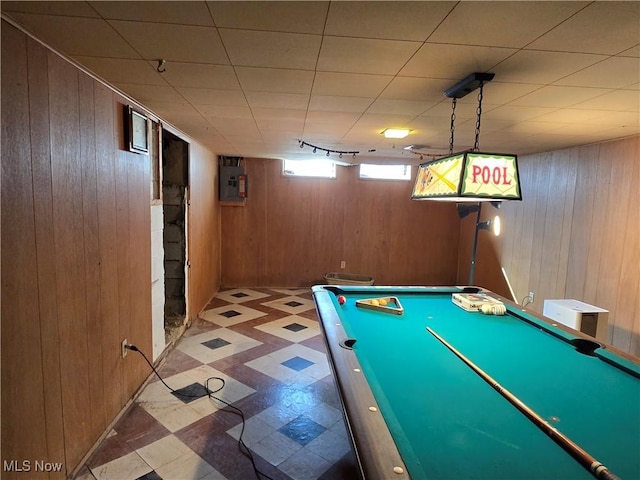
<box><xmin>219</xmin><ymin>157</ymin><xmax>247</xmax><ymax>203</ymax></box>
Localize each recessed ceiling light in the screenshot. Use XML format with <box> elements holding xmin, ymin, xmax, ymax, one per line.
<box><xmin>382</xmin><ymin>128</ymin><xmax>411</xmax><ymax>139</ymax></box>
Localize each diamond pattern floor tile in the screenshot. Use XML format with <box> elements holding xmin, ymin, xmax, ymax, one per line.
<box><xmin>200</xmin><ymin>304</ymin><xmax>267</xmax><ymax>327</ymax></box>
<box><xmin>215</xmin><ymin>288</ymin><xmax>271</xmax><ymax>304</ymax></box>
<box><xmin>261</xmin><ymin>296</ymin><xmax>316</xmax><ymax>315</ymax></box>
<box><xmin>176</xmin><ymin>327</ymin><xmax>262</xmax><ymax>364</ymax></box>
<box><xmin>255</xmin><ymin>315</ymin><xmax>321</xmax><ymax>343</ymax></box>
<box><xmin>80</xmin><ymin>288</ymin><xmax>358</xmax><ymax>480</ymax></box>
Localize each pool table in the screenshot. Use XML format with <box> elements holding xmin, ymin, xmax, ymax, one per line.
<box><xmin>311</xmin><ymin>285</ymin><xmax>640</xmax><ymax>480</ymax></box>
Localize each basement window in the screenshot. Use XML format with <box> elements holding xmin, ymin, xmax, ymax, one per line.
<box><xmin>283</xmin><ymin>159</ymin><xmax>336</xmax><ymax>178</ymax></box>
<box><xmin>359</xmin><ymin>164</ymin><xmax>412</xmax><ymax>180</ymax></box>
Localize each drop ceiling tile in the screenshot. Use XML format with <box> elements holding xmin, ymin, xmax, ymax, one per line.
<box><xmin>618</xmin><ymin>45</ymin><xmax>640</xmax><ymax>58</ymax></box>
<box><xmin>575</xmin><ymin>111</ymin><xmax>639</xmax><ymax>128</ymax></box>
<box><xmin>160</xmin><ymin>63</ymin><xmax>239</xmax><ymax>89</ymax></box>
<box><xmin>245</xmin><ymin>92</ymin><xmax>309</xmax><ymax>110</ymax></box>
<box><xmin>553</xmin><ymin>57</ymin><xmax>640</xmax><ymax>89</ymax></box>
<box><xmin>379</xmin><ymin>77</ymin><xmax>454</xmax><ymax>101</ymax></box>
<box><xmin>207</xmin><ymin>1</ymin><xmax>328</xmax><ymax>34</ymax></box>
<box><xmin>498</xmin><ymin>121</ymin><xmax>571</xmax><ymax>135</ymax></box>
<box><xmin>324</xmin><ymin>1</ymin><xmax>455</xmax><ymax>41</ymax></box>
<box><xmin>176</xmin><ymin>88</ymin><xmax>248</xmax><ymax>106</ymax></box>
<box><xmin>207</xmin><ymin>118</ymin><xmax>260</xmax><ymax>136</ymax></box>
<box><xmin>572</xmin><ymin>90</ymin><xmax>640</xmax><ymax>112</ymax></box>
<box><xmin>480</xmin><ymin>82</ymin><xmax>543</xmax><ymax>105</ymax></box>
<box><xmin>491</xmin><ymin>50</ymin><xmax>606</xmax><ymax>84</ymax></box>
<box><xmin>409</xmin><ymin>115</ymin><xmax>454</xmax><ymax>133</ymax></box>
<box><xmin>235</xmin><ymin>67</ymin><xmax>314</xmax><ymax>94</ymax></box>
<box><xmin>544</xmin><ymin>121</ymin><xmax>627</xmax><ymax>136</ymax></box>
<box><xmin>428</xmin><ymin>1</ymin><xmax>588</xmax><ymax>48</ymax></box>
<box><xmin>312</xmin><ymin>72</ymin><xmax>393</xmax><ymax>97</ymax></box>
<box><xmin>255</xmin><ymin>118</ymin><xmax>304</xmax><ymax>132</ymax></box>
<box><xmin>317</xmin><ymin>37</ymin><xmax>421</xmax><ymax>75</ymax></box>
<box><xmin>508</xmin><ymin>86</ymin><xmax>611</xmax><ymax>108</ymax></box>
<box><xmin>91</xmin><ymin>1</ymin><xmax>213</xmax><ymax>25</ymax></box>
<box><xmin>113</xmin><ymin>83</ymin><xmax>184</xmax><ymax>104</ymax></box>
<box><xmin>144</xmin><ymin>101</ymin><xmax>201</xmax><ymax>119</ymax></box>
<box><xmin>2</xmin><ymin>1</ymin><xmax>99</xmax><ymax>17</ymax></box>
<box><xmin>304</xmin><ymin>111</ymin><xmax>361</xmax><ymax>126</ymax></box>
<box><xmin>302</xmin><ymin>122</ymin><xmax>353</xmax><ymax>136</ymax></box>
<box><xmin>339</xmin><ymin>127</ymin><xmax>388</xmax><ymax>144</ymax></box>
<box><xmin>219</xmin><ymin>29</ymin><xmax>321</xmax><ymax>70</ymax></box>
<box><xmin>251</xmin><ymin>108</ymin><xmax>306</xmax><ymax>122</ymax></box>
<box><xmin>72</xmin><ymin>56</ymin><xmax>165</xmax><ymax>85</ymax></box>
<box><xmin>366</xmin><ymin>99</ymin><xmax>435</xmax><ymax>116</ymax></box>
<box><xmin>532</xmin><ymin>109</ymin><xmax>611</xmax><ymax>124</ymax></box>
<box><xmin>196</xmin><ymin>105</ymin><xmax>253</xmax><ymax>120</ymax></box>
<box><xmin>254</xmin><ymin>131</ymin><xmax>301</xmax><ymax>143</ymax></box>
<box><xmin>7</xmin><ymin>13</ymin><xmax>138</xmax><ymax>58</ymax></box>
<box><xmin>400</xmin><ymin>44</ymin><xmax>516</xmax><ymax>79</ymax></box>
<box><xmin>528</xmin><ymin>2</ymin><xmax>639</xmax><ymax>55</ymax></box>
<box><xmin>421</xmin><ymin>101</ymin><xmax>484</xmax><ymax>121</ymax></box>
<box><xmin>355</xmin><ymin>113</ymin><xmax>415</xmax><ymax>129</ymax></box>
<box><xmin>483</xmin><ymin>105</ymin><xmax>558</xmax><ymax>122</ymax></box>
<box><xmin>110</xmin><ymin>20</ymin><xmax>228</xmax><ymax>64</ymax></box>
<box><xmin>308</xmin><ymin>95</ymin><xmax>374</xmax><ymax>113</ymax></box>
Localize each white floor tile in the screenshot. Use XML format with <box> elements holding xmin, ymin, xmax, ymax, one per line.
<box><xmin>136</xmin><ymin>434</ymin><xmax>191</xmax><ymax>470</ymax></box>
<box><xmin>155</xmin><ymin>450</ymin><xmax>220</xmax><ymax>480</ymax></box>
<box><xmin>90</xmin><ymin>452</ymin><xmax>151</xmax><ymax>480</ymax></box>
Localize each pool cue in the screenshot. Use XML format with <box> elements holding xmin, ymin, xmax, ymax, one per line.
<box><xmin>426</xmin><ymin>327</ymin><xmax>620</xmax><ymax>480</ymax></box>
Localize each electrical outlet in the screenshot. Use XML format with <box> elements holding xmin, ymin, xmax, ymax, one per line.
<box><xmin>122</xmin><ymin>339</ymin><xmax>128</xmax><ymax>358</ymax></box>
<box><xmin>340</xmin><ymin>260</ymin><xmax>346</xmax><ymax>269</ymax></box>
<box><xmin>529</xmin><ymin>292</ymin><xmax>535</xmax><ymax>303</ymax></box>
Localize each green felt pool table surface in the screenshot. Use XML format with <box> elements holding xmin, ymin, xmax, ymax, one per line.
<box><xmin>312</xmin><ymin>286</ymin><xmax>640</xmax><ymax>480</ymax></box>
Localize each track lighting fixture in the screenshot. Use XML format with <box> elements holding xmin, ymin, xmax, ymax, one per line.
<box><xmin>297</xmin><ymin>140</ymin><xmax>360</xmax><ymax>158</ymax></box>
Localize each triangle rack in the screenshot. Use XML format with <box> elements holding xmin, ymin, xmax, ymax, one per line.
<box><xmin>355</xmin><ymin>296</ymin><xmax>404</xmax><ymax>315</ymax></box>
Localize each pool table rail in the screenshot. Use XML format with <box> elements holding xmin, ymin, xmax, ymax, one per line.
<box><xmin>485</xmin><ymin>289</ymin><xmax>640</xmax><ymax>376</ymax></box>
<box><xmin>313</xmin><ymin>289</ymin><xmax>411</xmax><ymax>480</ymax></box>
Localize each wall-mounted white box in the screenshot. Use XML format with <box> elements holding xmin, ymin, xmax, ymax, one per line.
<box><xmin>543</xmin><ymin>299</ymin><xmax>609</xmax><ymax>342</ymax></box>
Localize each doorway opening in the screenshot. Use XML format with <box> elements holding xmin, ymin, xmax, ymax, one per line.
<box><xmin>162</xmin><ymin>130</ymin><xmax>189</xmax><ymax>344</ymax></box>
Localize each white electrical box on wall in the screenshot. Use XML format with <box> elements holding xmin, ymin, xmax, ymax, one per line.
<box><xmin>543</xmin><ymin>299</ymin><xmax>609</xmax><ymax>342</ymax></box>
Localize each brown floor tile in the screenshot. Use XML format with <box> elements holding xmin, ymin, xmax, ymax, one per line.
<box><xmin>156</xmin><ymin>348</ymin><xmax>204</xmax><ymax>378</ymax></box>
<box><xmin>85</xmin><ymin>432</ymin><xmax>133</xmax><ymax>469</ymax></box>
<box><xmin>300</xmin><ymin>335</ymin><xmax>327</xmax><ymax>353</ymax></box>
<box><xmin>113</xmin><ymin>403</ymin><xmax>172</xmax><ymax>450</ymax></box>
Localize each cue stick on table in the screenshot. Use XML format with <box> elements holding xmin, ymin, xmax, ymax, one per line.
<box><xmin>425</xmin><ymin>327</ymin><xmax>621</xmax><ymax>480</ymax></box>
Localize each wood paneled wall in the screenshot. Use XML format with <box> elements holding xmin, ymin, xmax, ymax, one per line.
<box><xmin>1</xmin><ymin>22</ymin><xmax>153</xmax><ymax>477</ymax></box>
<box><xmin>221</xmin><ymin>158</ymin><xmax>460</xmax><ymax>287</ymax></box>
<box><xmin>459</xmin><ymin>136</ymin><xmax>640</xmax><ymax>355</ymax></box>
<box><xmin>187</xmin><ymin>141</ymin><xmax>221</xmax><ymax>317</ymax></box>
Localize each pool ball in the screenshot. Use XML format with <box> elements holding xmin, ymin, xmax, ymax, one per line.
<box><xmin>337</xmin><ymin>295</ymin><xmax>346</xmax><ymax>305</ymax></box>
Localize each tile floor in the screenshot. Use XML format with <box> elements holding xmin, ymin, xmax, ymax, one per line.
<box><xmin>75</xmin><ymin>288</ymin><xmax>359</xmax><ymax>480</ymax></box>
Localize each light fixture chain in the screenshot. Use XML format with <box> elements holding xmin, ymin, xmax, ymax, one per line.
<box><xmin>449</xmin><ymin>97</ymin><xmax>457</xmax><ymax>155</ymax></box>
<box><xmin>474</xmin><ymin>83</ymin><xmax>484</xmax><ymax>152</ymax></box>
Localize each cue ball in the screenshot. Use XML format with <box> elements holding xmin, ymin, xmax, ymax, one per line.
<box><xmin>337</xmin><ymin>295</ymin><xmax>346</xmax><ymax>305</ymax></box>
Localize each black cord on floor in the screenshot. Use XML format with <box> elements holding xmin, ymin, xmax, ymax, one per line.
<box><xmin>126</xmin><ymin>344</ymin><xmax>274</xmax><ymax>480</ymax></box>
